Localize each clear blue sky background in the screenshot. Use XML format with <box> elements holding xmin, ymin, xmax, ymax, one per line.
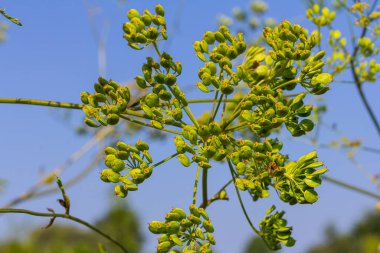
<box><xmin>1</xmin><ymin>1</ymin><xmax>380</xmax><ymax>253</ymax></box>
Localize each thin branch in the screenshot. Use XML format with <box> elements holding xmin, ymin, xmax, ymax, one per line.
<box><xmin>0</xmin><ymin>208</ymin><xmax>129</xmax><ymax>253</ymax></box>
<box><xmin>0</xmin><ymin>98</ymin><xmax>82</xmax><ymax>109</ymax></box>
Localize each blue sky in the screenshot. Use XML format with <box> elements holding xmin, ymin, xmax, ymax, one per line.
<box><xmin>1</xmin><ymin>0</ymin><xmax>380</xmax><ymax>252</ymax></box>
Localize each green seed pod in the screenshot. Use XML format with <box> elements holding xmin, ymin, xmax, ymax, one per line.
<box><xmin>164</xmin><ymin>73</ymin><xmax>176</xmax><ymax>86</ymax></box>
<box><xmin>146</xmin><ymin>27</ymin><xmax>159</xmax><ymax>40</ymax></box>
<box><xmin>116</xmin><ymin>141</ymin><xmax>128</xmax><ymax>151</ymax></box>
<box><xmin>171</xmin><ymin>208</ymin><xmax>187</xmax><ymax>220</ymax></box>
<box><xmin>312</xmin><ymin>50</ymin><xmax>326</xmax><ymax>62</ymax></box>
<box><xmin>144</xmin><ymin>93</ymin><xmax>159</xmax><ymax>108</ymax></box>
<box><xmin>111</xmin><ymin>159</ymin><xmax>125</xmax><ymax>172</ymax></box>
<box><xmin>235</xmin><ymin>41</ymin><xmax>247</xmax><ymax>54</ymax></box>
<box><xmin>158</xmin><ymin>234</ymin><xmax>170</xmax><ymax>243</ymax></box>
<box><xmin>214</xmin><ymin>31</ymin><xmax>225</xmax><ymax>42</ymax></box>
<box><xmin>105</xmin><ymin>147</ymin><xmax>117</xmax><ymax>155</ymax></box>
<box><xmin>189</xmin><ymin>204</ymin><xmax>200</xmax><ymax>217</ymax></box>
<box><xmin>178</xmin><ymin>154</ymin><xmax>191</xmax><ymax>167</ymax></box>
<box><xmin>122</xmin><ymin>22</ymin><xmax>136</xmax><ymax>35</ymax></box>
<box><xmin>207</xmin><ymin>233</ymin><xmax>216</xmax><ymax>245</ymax></box>
<box><xmin>80</xmin><ymin>92</ymin><xmax>90</xmax><ymax>104</ymax></box>
<box><xmin>198</xmin><ymin>208</ymin><xmax>209</xmax><ymax>220</ymax></box>
<box><xmin>141</xmin><ymin>13</ymin><xmax>152</xmax><ymax>26</ymax></box>
<box><xmin>116</xmin><ymin>151</ymin><xmax>129</xmax><ymax>160</ymax></box>
<box><xmin>236</xmin><ymin>162</ymin><xmax>247</xmax><ymax>175</ymax></box>
<box><xmin>299</xmin><ymin>119</ymin><xmax>314</xmax><ymax>132</ymax></box>
<box><xmin>203</xmin><ymin>220</ymin><xmax>214</xmax><ymax>233</ymax></box>
<box><xmin>155</xmin><ymin>4</ymin><xmax>165</xmax><ymax>16</ymax></box>
<box><xmin>149</xmin><ymin>221</ymin><xmax>166</xmax><ymax>234</ymax></box>
<box><xmin>135</xmin><ymin>76</ymin><xmax>147</xmax><ymax>89</ymax></box>
<box><xmin>165</xmin><ymin>212</ymin><xmax>181</xmax><ymax>222</ymax></box>
<box><xmin>125</xmin><ymin>184</ymin><xmax>138</xmax><ymax>191</ymax></box>
<box><xmin>166</xmin><ymin>221</ymin><xmax>180</xmax><ymax>234</ymax></box>
<box><xmin>135</xmin><ymin>139</ymin><xmax>149</xmax><ymax>151</ymax></box>
<box><xmin>127</xmin><ymin>9</ymin><xmax>140</xmax><ymax>20</ymax></box>
<box><xmin>114</xmin><ymin>185</ymin><xmax>128</xmax><ymax>198</ymax></box>
<box><xmin>214</xmin><ymin>149</ymin><xmax>227</xmax><ymax>161</ymax></box>
<box><xmin>84</xmin><ymin>118</ymin><xmax>100</xmax><ymax>128</ymax></box>
<box><xmin>107</xmin><ymin>114</ymin><xmax>120</xmax><ymax>125</ymax></box>
<box><xmin>195</xmin><ymin>227</ymin><xmax>205</xmax><ymax>240</ymax></box>
<box><xmin>188</xmin><ymin>214</ymin><xmax>202</xmax><ymax>225</ymax></box>
<box><xmin>180</xmin><ymin>219</ymin><xmax>193</xmax><ymax>228</ymax></box>
<box><xmin>203</xmin><ymin>31</ymin><xmax>215</xmax><ymax>44</ymax></box>
<box><xmin>157</xmin><ymin>241</ymin><xmax>172</xmax><ymax>253</ymax></box>
<box><xmin>100</xmin><ymin>169</ymin><xmax>120</xmax><ymax>183</ymax></box>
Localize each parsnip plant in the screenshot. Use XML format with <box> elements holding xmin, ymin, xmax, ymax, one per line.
<box><xmin>7</xmin><ymin>1</ymin><xmax>380</xmax><ymax>253</ymax></box>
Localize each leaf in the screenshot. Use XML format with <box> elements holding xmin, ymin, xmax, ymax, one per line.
<box><xmin>304</xmin><ymin>177</ymin><xmax>321</xmax><ymax>187</ymax></box>
<box><xmin>312</xmin><ymin>167</ymin><xmax>328</xmax><ymax>175</ymax></box>
<box><xmin>265</xmin><ymin>205</ymin><xmax>276</xmax><ymax>216</ymax></box>
<box><xmin>304</xmin><ymin>189</ymin><xmax>318</xmax><ymax>203</ymax></box>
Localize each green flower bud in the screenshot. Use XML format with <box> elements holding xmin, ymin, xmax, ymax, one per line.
<box><xmin>195</xmin><ymin>227</ymin><xmax>205</xmax><ymax>240</ymax></box>
<box><xmin>116</xmin><ymin>151</ymin><xmax>129</xmax><ymax>160</ymax></box>
<box><xmin>84</xmin><ymin>118</ymin><xmax>99</xmax><ymax>128</ymax></box>
<box><xmin>114</xmin><ymin>185</ymin><xmax>128</xmax><ymax>198</ymax></box>
<box><xmin>171</xmin><ymin>208</ymin><xmax>187</xmax><ymax>220</ymax></box>
<box><xmin>145</xmin><ymin>93</ymin><xmax>160</xmax><ymax>108</ymax></box>
<box><xmin>149</xmin><ymin>221</ymin><xmax>165</xmax><ymax>234</ymax></box>
<box><xmin>199</xmin><ymin>208</ymin><xmax>209</xmax><ymax>220</ymax></box>
<box><xmin>189</xmin><ymin>204</ymin><xmax>200</xmax><ymax>217</ymax></box>
<box><xmin>203</xmin><ymin>31</ymin><xmax>215</xmax><ymax>44</ymax></box>
<box><xmin>236</xmin><ymin>162</ymin><xmax>247</xmax><ymax>175</ymax></box>
<box><xmin>180</xmin><ymin>219</ymin><xmax>193</xmax><ymax>228</ymax></box>
<box><xmin>166</xmin><ymin>221</ymin><xmax>180</xmax><ymax>234</ymax></box>
<box><xmin>235</xmin><ymin>41</ymin><xmax>247</xmax><ymax>54</ymax></box>
<box><xmin>214</xmin><ymin>31</ymin><xmax>225</xmax><ymax>42</ymax></box>
<box><xmin>125</xmin><ymin>184</ymin><xmax>138</xmax><ymax>191</ymax></box>
<box><xmin>106</xmin><ymin>114</ymin><xmax>120</xmax><ymax>125</ymax></box>
<box><xmin>80</xmin><ymin>92</ymin><xmax>90</xmax><ymax>104</ymax></box>
<box><xmin>146</xmin><ymin>27</ymin><xmax>159</xmax><ymax>40</ymax></box>
<box><xmin>157</xmin><ymin>241</ymin><xmax>172</xmax><ymax>253</ymax></box>
<box><xmin>165</xmin><ymin>212</ymin><xmax>181</xmax><ymax>222</ymax></box>
<box><xmin>188</xmin><ymin>214</ymin><xmax>202</xmax><ymax>225</ymax></box>
<box><xmin>105</xmin><ymin>147</ymin><xmax>117</xmax><ymax>155</ymax></box>
<box><xmin>178</xmin><ymin>154</ymin><xmax>191</xmax><ymax>167</ymax></box>
<box><xmin>131</xmin><ymin>17</ymin><xmax>145</xmax><ymax>32</ymax></box>
<box><xmin>141</xmin><ymin>13</ymin><xmax>152</xmax><ymax>26</ymax></box>
<box><xmin>207</xmin><ymin>233</ymin><xmax>216</xmax><ymax>245</ymax></box>
<box><xmin>100</xmin><ymin>169</ymin><xmax>120</xmax><ymax>183</ymax></box>
<box><xmin>135</xmin><ymin>139</ymin><xmax>149</xmax><ymax>151</ymax></box>
<box><xmin>135</xmin><ymin>76</ymin><xmax>147</xmax><ymax>89</ymax></box>
<box><xmin>155</xmin><ymin>4</ymin><xmax>165</xmax><ymax>16</ymax></box>
<box><xmin>164</xmin><ymin>73</ymin><xmax>176</xmax><ymax>86</ymax></box>
<box><xmin>127</xmin><ymin>9</ymin><xmax>140</xmax><ymax>20</ymax></box>
<box><xmin>203</xmin><ymin>220</ymin><xmax>214</xmax><ymax>233</ymax></box>
<box><xmin>299</xmin><ymin>119</ymin><xmax>314</xmax><ymax>132</ymax></box>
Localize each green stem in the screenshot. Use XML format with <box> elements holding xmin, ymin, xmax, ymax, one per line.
<box><xmin>119</xmin><ymin>115</ymin><xmax>181</xmax><ymax>135</ymax></box>
<box><xmin>150</xmin><ymin>152</ymin><xmax>179</xmax><ymax>169</ymax></box>
<box><xmin>272</xmin><ymin>78</ymin><xmax>300</xmax><ymax>90</ymax></box>
<box><xmin>209</xmin><ymin>91</ymin><xmax>219</xmax><ymax>122</ymax></box>
<box><xmin>323</xmin><ymin>175</ymin><xmax>380</xmax><ymax>200</ymax></box>
<box><xmin>123</xmin><ymin>109</ymin><xmax>182</xmax><ymax>128</ymax></box>
<box><xmin>152</xmin><ymin>42</ymin><xmax>162</xmax><ymax>57</ymax></box>
<box><xmin>0</xmin><ymin>98</ymin><xmax>82</xmax><ymax>109</ymax></box>
<box><xmin>0</xmin><ymin>208</ymin><xmax>129</xmax><ymax>253</ymax></box>
<box><xmin>201</xmin><ymin>168</ymin><xmax>208</xmax><ymax>209</ymax></box>
<box><xmin>199</xmin><ymin>179</ymin><xmax>233</xmax><ymax>209</ymax></box>
<box><xmin>225</xmin><ymin>122</ymin><xmax>250</xmax><ymax>133</ymax></box>
<box><xmin>211</xmin><ymin>93</ymin><xmax>224</xmax><ymax>122</ymax></box>
<box><xmin>184</xmin><ymin>106</ymin><xmax>200</xmax><ymax>128</ymax></box>
<box><xmin>227</xmin><ymin>159</ymin><xmax>259</xmax><ymax>234</ymax></box>
<box><xmin>188</xmin><ymin>98</ymin><xmax>241</xmax><ymax>104</ymax></box>
<box><xmin>192</xmin><ymin>166</ymin><xmax>202</xmax><ymax>205</ymax></box>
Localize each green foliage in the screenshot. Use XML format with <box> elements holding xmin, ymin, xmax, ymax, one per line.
<box><xmin>307</xmin><ymin>211</ymin><xmax>380</xmax><ymax>253</ymax></box>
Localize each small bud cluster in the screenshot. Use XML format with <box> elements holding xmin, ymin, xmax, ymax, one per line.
<box><xmin>100</xmin><ymin>139</ymin><xmax>153</xmax><ymax>198</ymax></box>
<box><xmin>148</xmin><ymin>205</ymin><xmax>215</xmax><ymax>253</ymax></box>
<box><xmin>327</xmin><ymin>30</ymin><xmax>349</xmax><ymax>75</ymax></box>
<box><xmin>306</xmin><ymin>4</ymin><xmax>336</xmax><ymax>27</ymax></box>
<box><xmin>81</xmin><ymin>77</ymin><xmax>130</xmax><ymax>127</ymax></box>
<box><xmin>123</xmin><ymin>4</ymin><xmax>167</xmax><ymax>49</ymax></box>
<box><xmin>135</xmin><ymin>54</ymin><xmax>185</xmax><ymax>129</ymax></box>
<box><xmin>355</xmin><ymin>59</ymin><xmax>380</xmax><ymax>83</ymax></box>
<box><xmin>194</xmin><ymin>25</ymin><xmax>246</xmax><ymax>95</ymax></box>
<box><xmin>259</xmin><ymin>205</ymin><xmax>295</xmax><ymax>250</ymax></box>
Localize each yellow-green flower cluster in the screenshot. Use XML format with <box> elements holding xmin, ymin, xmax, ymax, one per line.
<box><xmin>100</xmin><ymin>139</ymin><xmax>153</xmax><ymax>198</ymax></box>
<box><xmin>149</xmin><ymin>205</ymin><xmax>215</xmax><ymax>253</ymax></box>
<box><xmin>81</xmin><ymin>77</ymin><xmax>130</xmax><ymax>127</ymax></box>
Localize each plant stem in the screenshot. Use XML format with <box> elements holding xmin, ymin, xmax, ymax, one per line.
<box><xmin>322</xmin><ymin>175</ymin><xmax>380</xmax><ymax>200</ymax></box>
<box><xmin>150</xmin><ymin>152</ymin><xmax>179</xmax><ymax>169</ymax></box>
<box><xmin>0</xmin><ymin>98</ymin><xmax>82</xmax><ymax>109</ymax></box>
<box><xmin>199</xmin><ymin>179</ymin><xmax>233</xmax><ymax>209</ymax></box>
<box><xmin>0</xmin><ymin>208</ymin><xmax>129</xmax><ymax>253</ymax></box>
<box><xmin>211</xmin><ymin>93</ymin><xmax>224</xmax><ymax>122</ymax></box>
<box><xmin>201</xmin><ymin>168</ymin><xmax>208</xmax><ymax>208</ymax></box>
<box><xmin>227</xmin><ymin>159</ymin><xmax>259</xmax><ymax>234</ymax></box>
<box><xmin>119</xmin><ymin>115</ymin><xmax>181</xmax><ymax>135</ymax></box>
<box><xmin>192</xmin><ymin>166</ymin><xmax>202</xmax><ymax>205</ymax></box>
